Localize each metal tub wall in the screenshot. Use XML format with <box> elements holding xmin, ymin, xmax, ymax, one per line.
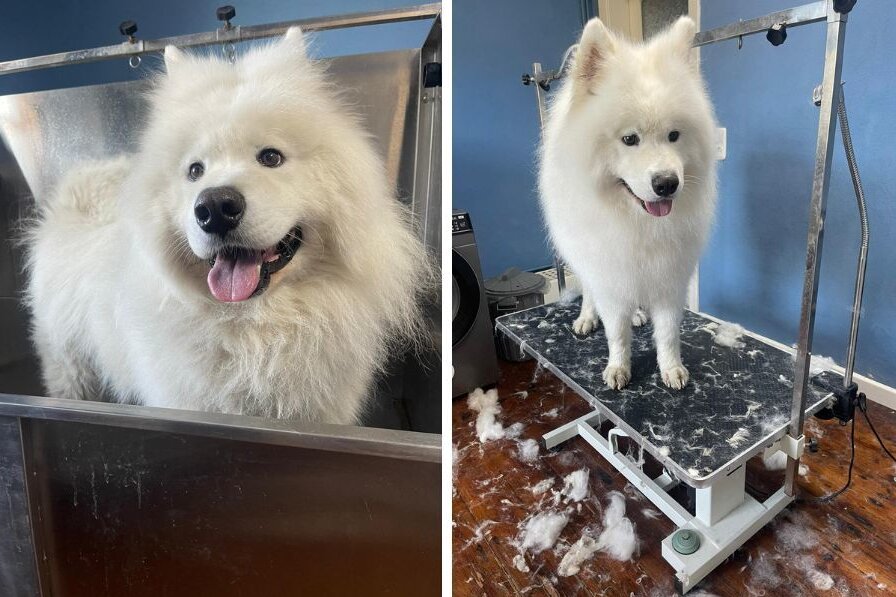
<box><xmin>0</xmin><ymin>44</ymin><xmax>441</xmax><ymax>596</ymax></box>
<box><xmin>0</xmin><ymin>398</ymin><xmax>441</xmax><ymax>596</ymax></box>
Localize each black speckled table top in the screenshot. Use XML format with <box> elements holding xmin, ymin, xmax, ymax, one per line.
<box><xmin>495</xmin><ymin>298</ymin><xmax>839</xmax><ymax>487</ymax></box>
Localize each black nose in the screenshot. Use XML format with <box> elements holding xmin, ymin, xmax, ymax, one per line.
<box><xmin>651</xmin><ymin>174</ymin><xmax>679</xmax><ymax>197</ymax></box>
<box><xmin>194</xmin><ymin>186</ymin><xmax>245</xmax><ymax>236</ymax></box>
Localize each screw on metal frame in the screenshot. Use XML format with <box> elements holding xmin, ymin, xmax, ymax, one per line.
<box><xmin>217</xmin><ymin>5</ymin><xmax>236</xmax><ymax>30</ymax></box>
<box><xmin>119</xmin><ymin>20</ymin><xmax>138</xmax><ymax>44</ymax></box>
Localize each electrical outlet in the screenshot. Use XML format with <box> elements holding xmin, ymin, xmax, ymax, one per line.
<box><xmin>715</xmin><ymin>127</ymin><xmax>727</xmax><ymax>160</ymax></box>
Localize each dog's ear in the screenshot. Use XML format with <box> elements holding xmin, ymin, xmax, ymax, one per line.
<box><xmin>658</xmin><ymin>16</ymin><xmax>699</xmax><ymax>68</ymax></box>
<box><xmin>163</xmin><ymin>45</ymin><xmax>186</xmax><ymax>74</ymax></box>
<box><xmin>571</xmin><ymin>18</ymin><xmax>617</xmax><ymax>94</ymax></box>
<box><xmin>278</xmin><ymin>27</ymin><xmax>309</xmax><ymax>59</ymax></box>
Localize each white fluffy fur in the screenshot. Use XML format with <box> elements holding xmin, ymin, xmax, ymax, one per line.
<box><xmin>539</xmin><ymin>17</ymin><xmax>717</xmax><ymax>390</ymax></box>
<box><xmin>25</xmin><ymin>28</ymin><xmax>427</xmax><ymax>424</ymax></box>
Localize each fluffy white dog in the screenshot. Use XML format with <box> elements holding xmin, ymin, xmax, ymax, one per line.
<box><xmin>26</xmin><ymin>28</ymin><xmax>427</xmax><ymax>424</ymax></box>
<box><xmin>539</xmin><ymin>17</ymin><xmax>717</xmax><ymax>390</ymax></box>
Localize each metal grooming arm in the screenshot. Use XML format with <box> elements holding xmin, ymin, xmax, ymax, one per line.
<box><xmin>0</xmin><ymin>3</ymin><xmax>441</xmax><ymax>75</ymax></box>
<box><xmin>522</xmin><ymin>1</ymin><xmax>863</xmax><ymax>592</ymax></box>
<box><xmin>523</xmin><ymin>48</ymin><xmax>578</xmax><ymax>292</ymax></box>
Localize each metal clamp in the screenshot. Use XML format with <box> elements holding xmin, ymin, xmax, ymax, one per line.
<box><xmin>765</xmin><ymin>433</ymin><xmax>805</xmax><ymax>461</ymax></box>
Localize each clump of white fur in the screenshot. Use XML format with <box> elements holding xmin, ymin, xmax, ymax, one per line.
<box><xmin>558</xmin><ymin>532</ymin><xmax>600</xmax><ymax>576</ymax></box>
<box><xmin>557</xmin><ymin>490</ymin><xmax>639</xmax><ymax>576</ymax></box>
<box><xmin>539</xmin><ymin>16</ymin><xmax>717</xmax><ymax>392</ymax></box>
<box><xmin>594</xmin><ymin>491</ymin><xmax>639</xmax><ymax>561</ymax></box>
<box><xmin>24</xmin><ymin>28</ymin><xmax>429</xmax><ymax>424</ymax></box>
<box><xmin>467</xmin><ymin>388</ymin><xmax>504</xmax><ymax>442</ymax></box>
<box><xmin>702</xmin><ymin>321</ymin><xmax>746</xmax><ymax>349</ymax></box>
<box><xmin>762</xmin><ymin>451</ymin><xmax>809</xmax><ymax>476</ymax></box>
<box><xmin>517</xmin><ymin>438</ymin><xmax>540</xmax><ymax>462</ymax></box>
<box><xmin>561</xmin><ymin>468</ymin><xmax>590</xmax><ymax>502</ymax></box>
<box><xmin>517</xmin><ymin>510</ymin><xmax>570</xmax><ymax>554</ymax></box>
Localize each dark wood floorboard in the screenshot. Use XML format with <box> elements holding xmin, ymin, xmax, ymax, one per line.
<box><xmin>453</xmin><ymin>359</ymin><xmax>896</xmax><ymax>596</ymax></box>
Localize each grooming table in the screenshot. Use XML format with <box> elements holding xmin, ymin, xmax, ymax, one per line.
<box><xmin>496</xmin><ymin>297</ymin><xmax>839</xmax><ymax>593</ymax></box>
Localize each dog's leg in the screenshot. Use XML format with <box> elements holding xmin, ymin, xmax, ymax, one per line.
<box><xmin>632</xmin><ymin>308</ymin><xmax>648</xmax><ymax>327</ymax></box>
<box><xmin>652</xmin><ymin>305</ymin><xmax>688</xmax><ymax>389</ymax></box>
<box><xmin>601</xmin><ymin>310</ymin><xmax>632</xmax><ymax>389</ymax></box>
<box><xmin>573</xmin><ymin>291</ymin><xmax>599</xmax><ymax>335</ymax></box>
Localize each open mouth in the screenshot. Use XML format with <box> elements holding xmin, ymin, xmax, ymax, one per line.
<box><xmin>206</xmin><ymin>225</ymin><xmax>303</xmax><ymax>302</ymax></box>
<box><xmin>619</xmin><ymin>180</ymin><xmax>673</xmax><ymax>218</ymax></box>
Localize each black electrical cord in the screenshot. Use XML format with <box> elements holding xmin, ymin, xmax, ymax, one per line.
<box><xmin>800</xmin><ymin>414</ymin><xmax>856</xmax><ymax>504</ymax></box>
<box><xmin>860</xmin><ymin>403</ymin><xmax>896</xmax><ymax>463</ymax></box>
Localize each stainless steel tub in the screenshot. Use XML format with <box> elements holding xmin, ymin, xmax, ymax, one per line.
<box><xmin>0</xmin><ymin>396</ymin><xmax>440</xmax><ymax>595</ymax></box>
<box><xmin>0</xmin><ymin>10</ymin><xmax>442</xmax><ymax>596</ymax></box>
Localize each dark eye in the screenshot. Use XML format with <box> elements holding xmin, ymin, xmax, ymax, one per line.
<box><xmin>668</xmin><ymin>130</ymin><xmax>680</xmax><ymax>142</ymax></box>
<box><xmin>188</xmin><ymin>162</ymin><xmax>204</xmax><ymax>181</ymax></box>
<box><xmin>621</xmin><ymin>134</ymin><xmax>640</xmax><ymax>146</ymax></box>
<box><xmin>257</xmin><ymin>148</ymin><xmax>284</xmax><ymax>168</ymax></box>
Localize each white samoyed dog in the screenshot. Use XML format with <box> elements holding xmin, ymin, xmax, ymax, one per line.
<box><xmin>25</xmin><ymin>28</ymin><xmax>428</xmax><ymax>424</ymax></box>
<box><xmin>539</xmin><ymin>17</ymin><xmax>717</xmax><ymax>390</ymax></box>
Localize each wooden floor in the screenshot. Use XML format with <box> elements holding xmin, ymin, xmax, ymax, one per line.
<box><xmin>453</xmin><ymin>359</ymin><xmax>896</xmax><ymax>596</ymax></box>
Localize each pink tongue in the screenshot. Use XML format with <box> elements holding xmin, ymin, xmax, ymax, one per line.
<box><xmin>207</xmin><ymin>251</ymin><xmax>263</xmax><ymax>302</ymax></box>
<box><xmin>645</xmin><ymin>199</ymin><xmax>673</xmax><ymax>217</ymax></box>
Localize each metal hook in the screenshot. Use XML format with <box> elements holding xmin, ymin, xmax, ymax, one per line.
<box><xmin>223</xmin><ymin>41</ymin><xmax>236</xmax><ymax>63</ymax></box>
<box><xmin>128</xmin><ymin>55</ymin><xmax>141</xmax><ymax>69</ymax></box>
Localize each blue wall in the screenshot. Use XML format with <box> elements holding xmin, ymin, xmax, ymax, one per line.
<box><xmin>0</xmin><ymin>1</ymin><xmax>434</xmax><ymax>95</ymax></box>
<box><xmin>700</xmin><ymin>0</ymin><xmax>895</xmax><ymax>386</ymax></box>
<box><xmin>453</xmin><ymin>0</ymin><xmax>584</xmax><ymax>278</ymax></box>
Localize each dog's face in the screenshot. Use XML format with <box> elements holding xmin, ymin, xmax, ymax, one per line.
<box><xmin>566</xmin><ymin>17</ymin><xmax>714</xmax><ymax>217</ymax></box>
<box><xmin>131</xmin><ymin>28</ymin><xmax>355</xmax><ymax>303</ymax></box>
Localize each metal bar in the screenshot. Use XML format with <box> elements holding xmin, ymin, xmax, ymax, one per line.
<box><xmin>693</xmin><ymin>1</ymin><xmax>827</xmax><ymax>47</ymax></box>
<box><xmin>535</xmin><ymin>1</ymin><xmax>828</xmax><ymax>85</ymax></box>
<box><xmin>0</xmin><ymin>393</ymin><xmax>440</xmax><ymax>463</ymax></box>
<box><xmin>542</xmin><ymin>409</ymin><xmax>602</xmax><ymax>449</ymax></box>
<box><xmin>787</xmin><ymin>2</ymin><xmax>847</xmax><ymax>495</ymax></box>
<box><xmin>530</xmin><ymin>62</ymin><xmax>568</xmax><ymax>292</ymax></box>
<box><xmin>0</xmin><ymin>3</ymin><xmax>441</xmax><ymax>76</ymax></box>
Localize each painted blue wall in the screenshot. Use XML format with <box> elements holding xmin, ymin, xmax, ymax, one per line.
<box><xmin>0</xmin><ymin>1</ymin><xmax>433</xmax><ymax>95</ymax></box>
<box><xmin>700</xmin><ymin>0</ymin><xmax>895</xmax><ymax>386</ymax></box>
<box><xmin>453</xmin><ymin>0</ymin><xmax>584</xmax><ymax>278</ymax></box>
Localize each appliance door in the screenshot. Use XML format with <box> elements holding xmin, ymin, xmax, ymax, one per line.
<box><xmin>452</xmin><ymin>248</ymin><xmax>481</xmax><ymax>346</ymax></box>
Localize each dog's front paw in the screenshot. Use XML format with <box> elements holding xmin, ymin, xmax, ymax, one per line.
<box><xmin>573</xmin><ymin>313</ymin><xmax>599</xmax><ymax>335</ymax></box>
<box><xmin>661</xmin><ymin>365</ymin><xmax>689</xmax><ymax>389</ymax></box>
<box><xmin>603</xmin><ymin>364</ymin><xmax>631</xmax><ymax>390</ymax></box>
<box><xmin>632</xmin><ymin>309</ymin><xmax>648</xmax><ymax>327</ymax></box>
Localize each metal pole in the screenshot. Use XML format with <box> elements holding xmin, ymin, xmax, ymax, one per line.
<box><xmin>530</xmin><ymin>62</ymin><xmax>567</xmax><ymax>293</ymax></box>
<box><xmin>0</xmin><ymin>3</ymin><xmax>441</xmax><ymax>76</ymax></box>
<box><xmin>786</xmin><ymin>1</ymin><xmax>847</xmax><ymax>495</ymax></box>
<box><xmin>837</xmin><ymin>91</ymin><xmax>869</xmax><ymax>388</ymax></box>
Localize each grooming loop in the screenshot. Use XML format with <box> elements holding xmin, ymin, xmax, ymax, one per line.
<box><xmin>517</xmin><ymin>1</ymin><xmax>856</xmax><ymax>591</ymax></box>
<box><xmin>223</xmin><ymin>42</ymin><xmax>236</xmax><ymax>63</ymax></box>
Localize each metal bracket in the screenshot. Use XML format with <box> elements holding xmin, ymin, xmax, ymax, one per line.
<box><xmin>764</xmin><ymin>433</ymin><xmax>805</xmax><ymax>461</ymax></box>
